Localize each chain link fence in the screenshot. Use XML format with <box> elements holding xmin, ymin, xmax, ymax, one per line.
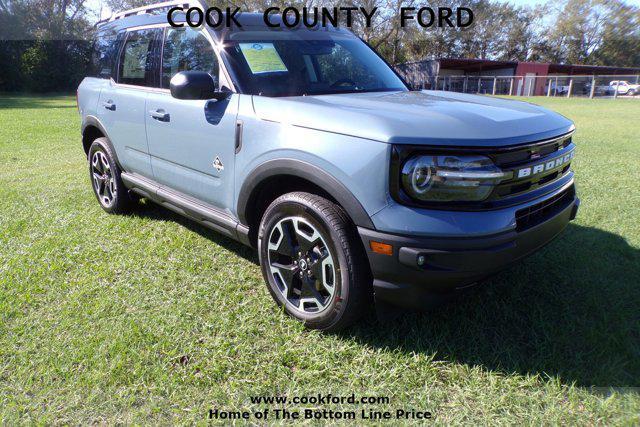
<box><xmin>414</xmin><ymin>75</ymin><xmax>640</xmax><ymax>98</ymax></box>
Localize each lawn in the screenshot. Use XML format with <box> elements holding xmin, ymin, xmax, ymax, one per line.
<box><xmin>0</xmin><ymin>95</ymin><xmax>639</xmax><ymax>424</ymax></box>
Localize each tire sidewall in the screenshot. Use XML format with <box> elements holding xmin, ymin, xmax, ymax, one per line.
<box><xmin>88</xmin><ymin>137</ymin><xmax>128</xmax><ymax>213</ymax></box>
<box><xmin>258</xmin><ymin>197</ymin><xmax>351</xmax><ymax>329</ymax></box>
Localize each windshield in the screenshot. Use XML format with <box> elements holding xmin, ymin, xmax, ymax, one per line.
<box><xmin>220</xmin><ymin>28</ymin><xmax>407</xmax><ymax>97</ymax></box>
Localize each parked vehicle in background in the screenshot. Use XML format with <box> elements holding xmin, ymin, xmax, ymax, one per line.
<box><xmin>550</xmin><ymin>81</ymin><xmax>571</xmax><ymax>95</ymax></box>
<box><xmin>584</xmin><ymin>82</ymin><xmax>614</xmax><ymax>96</ymax></box>
<box><xmin>610</xmin><ymin>80</ymin><xmax>639</xmax><ymax>95</ymax></box>
<box><xmin>77</xmin><ymin>2</ymin><xmax>580</xmax><ymax>330</ymax></box>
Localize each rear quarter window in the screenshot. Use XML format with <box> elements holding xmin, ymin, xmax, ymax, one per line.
<box><xmin>90</xmin><ymin>29</ymin><xmax>122</xmax><ymax>79</ymax></box>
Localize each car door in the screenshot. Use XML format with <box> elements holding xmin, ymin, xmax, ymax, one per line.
<box><xmin>97</xmin><ymin>27</ymin><xmax>161</xmax><ymax>179</ymax></box>
<box><xmin>146</xmin><ymin>26</ymin><xmax>238</xmax><ymax>211</ymax></box>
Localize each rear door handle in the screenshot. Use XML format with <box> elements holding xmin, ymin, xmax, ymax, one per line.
<box><xmin>102</xmin><ymin>101</ymin><xmax>116</xmax><ymax>111</ymax></box>
<box><xmin>149</xmin><ymin>109</ymin><xmax>170</xmax><ymax>122</ymax></box>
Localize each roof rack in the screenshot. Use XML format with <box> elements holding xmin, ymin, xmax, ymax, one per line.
<box><xmin>97</xmin><ymin>0</ymin><xmax>206</xmax><ymax>25</ymax></box>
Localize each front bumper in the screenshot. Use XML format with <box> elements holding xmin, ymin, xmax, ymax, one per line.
<box><xmin>358</xmin><ymin>189</ymin><xmax>580</xmax><ymax>310</ymax></box>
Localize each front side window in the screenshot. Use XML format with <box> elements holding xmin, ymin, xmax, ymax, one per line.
<box><xmin>222</xmin><ymin>28</ymin><xmax>407</xmax><ymax>97</ymax></box>
<box><xmin>117</xmin><ymin>29</ymin><xmax>159</xmax><ymax>87</ymax></box>
<box><xmin>161</xmin><ymin>28</ymin><xmax>219</xmax><ymax>88</ymax></box>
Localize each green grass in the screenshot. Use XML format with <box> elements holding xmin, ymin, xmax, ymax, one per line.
<box><xmin>0</xmin><ymin>94</ymin><xmax>639</xmax><ymax>424</ymax></box>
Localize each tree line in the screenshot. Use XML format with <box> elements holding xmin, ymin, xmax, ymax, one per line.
<box><xmin>0</xmin><ymin>0</ymin><xmax>638</xmax><ymax>92</ymax></box>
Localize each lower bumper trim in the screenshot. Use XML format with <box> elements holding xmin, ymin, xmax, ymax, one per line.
<box><xmin>358</xmin><ymin>195</ymin><xmax>579</xmax><ymax>310</ymax></box>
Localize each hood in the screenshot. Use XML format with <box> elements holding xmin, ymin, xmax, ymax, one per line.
<box><xmin>252</xmin><ymin>90</ymin><xmax>574</xmax><ymax>147</ymax></box>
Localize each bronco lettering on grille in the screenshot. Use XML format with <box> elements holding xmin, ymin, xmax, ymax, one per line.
<box><xmin>516</xmin><ymin>150</ymin><xmax>575</xmax><ymax>179</ymax></box>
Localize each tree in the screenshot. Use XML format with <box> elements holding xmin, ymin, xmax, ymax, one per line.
<box><xmin>496</xmin><ymin>5</ymin><xmax>542</xmax><ymax>61</ymax></box>
<box><xmin>0</xmin><ymin>0</ymin><xmax>93</xmax><ymax>91</ymax></box>
<box><xmin>591</xmin><ymin>0</ymin><xmax>640</xmax><ymax>67</ymax></box>
<box><xmin>544</xmin><ymin>0</ymin><xmax>611</xmax><ymax>64</ymax></box>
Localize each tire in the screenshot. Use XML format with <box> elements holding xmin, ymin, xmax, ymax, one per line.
<box><xmin>629</xmin><ymin>89</ymin><xmax>637</xmax><ymax>96</ymax></box>
<box><xmin>88</xmin><ymin>137</ymin><xmax>135</xmax><ymax>214</ymax></box>
<box><xmin>258</xmin><ymin>192</ymin><xmax>371</xmax><ymax>331</ymax></box>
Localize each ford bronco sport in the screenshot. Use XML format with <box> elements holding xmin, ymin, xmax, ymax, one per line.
<box><xmin>77</xmin><ymin>2</ymin><xmax>579</xmax><ymax>330</ymax></box>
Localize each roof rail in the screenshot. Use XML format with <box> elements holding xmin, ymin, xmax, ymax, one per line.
<box><xmin>102</xmin><ymin>0</ymin><xmax>206</xmax><ymax>24</ymax></box>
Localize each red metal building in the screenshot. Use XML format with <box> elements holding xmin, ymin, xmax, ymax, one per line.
<box><xmin>396</xmin><ymin>58</ymin><xmax>640</xmax><ymax>95</ymax></box>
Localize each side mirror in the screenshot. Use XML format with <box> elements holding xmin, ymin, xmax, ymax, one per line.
<box><xmin>170</xmin><ymin>71</ymin><xmax>228</xmax><ymax>101</ymax></box>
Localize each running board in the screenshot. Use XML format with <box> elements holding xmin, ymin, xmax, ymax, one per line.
<box><xmin>121</xmin><ymin>172</ymin><xmax>251</xmax><ymax>246</ymax></box>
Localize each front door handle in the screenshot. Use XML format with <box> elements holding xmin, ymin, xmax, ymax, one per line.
<box><xmin>149</xmin><ymin>109</ymin><xmax>170</xmax><ymax>122</ymax></box>
<box><xmin>102</xmin><ymin>101</ymin><xmax>116</xmax><ymax>111</ymax></box>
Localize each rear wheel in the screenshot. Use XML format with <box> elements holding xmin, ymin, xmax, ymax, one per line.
<box><xmin>258</xmin><ymin>192</ymin><xmax>371</xmax><ymax>331</ymax></box>
<box><xmin>88</xmin><ymin>137</ymin><xmax>135</xmax><ymax>214</ymax></box>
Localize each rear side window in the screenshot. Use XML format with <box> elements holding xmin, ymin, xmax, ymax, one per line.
<box><xmin>161</xmin><ymin>28</ymin><xmax>219</xmax><ymax>88</ymax></box>
<box><xmin>117</xmin><ymin>29</ymin><xmax>160</xmax><ymax>87</ymax></box>
<box><xmin>90</xmin><ymin>29</ymin><xmax>121</xmax><ymax>79</ymax></box>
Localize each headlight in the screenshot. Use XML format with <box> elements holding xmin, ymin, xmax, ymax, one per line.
<box><xmin>401</xmin><ymin>155</ymin><xmax>508</xmax><ymax>202</ymax></box>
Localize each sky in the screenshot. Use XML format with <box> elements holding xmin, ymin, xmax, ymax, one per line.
<box><xmin>85</xmin><ymin>0</ymin><xmax>640</xmax><ymax>22</ymax></box>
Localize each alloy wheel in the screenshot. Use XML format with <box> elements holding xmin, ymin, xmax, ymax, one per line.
<box><xmin>267</xmin><ymin>216</ymin><xmax>336</xmax><ymax>315</ymax></box>
<box><xmin>91</xmin><ymin>151</ymin><xmax>116</xmax><ymax>207</ymax></box>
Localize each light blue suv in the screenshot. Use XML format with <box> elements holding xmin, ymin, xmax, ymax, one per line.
<box><xmin>78</xmin><ymin>5</ymin><xmax>579</xmax><ymax>330</ymax></box>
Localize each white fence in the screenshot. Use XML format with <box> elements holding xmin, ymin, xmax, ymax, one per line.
<box><xmin>415</xmin><ymin>75</ymin><xmax>640</xmax><ymax>98</ymax></box>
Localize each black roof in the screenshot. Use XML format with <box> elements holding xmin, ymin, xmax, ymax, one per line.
<box><xmin>97</xmin><ymin>11</ymin><xmax>346</xmax><ymax>40</ymax></box>
<box><xmin>98</xmin><ymin>11</ymin><xmax>270</xmax><ymax>30</ymax></box>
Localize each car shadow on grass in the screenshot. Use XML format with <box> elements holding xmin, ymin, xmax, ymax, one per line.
<box><xmin>132</xmin><ymin>200</ymin><xmax>258</xmax><ymax>265</ymax></box>
<box><xmin>129</xmin><ymin>200</ymin><xmax>638</xmax><ymax>387</ymax></box>
<box><xmin>341</xmin><ymin>223</ymin><xmax>640</xmax><ymax>388</ymax></box>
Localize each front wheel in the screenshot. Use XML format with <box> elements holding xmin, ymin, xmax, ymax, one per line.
<box><xmin>258</xmin><ymin>192</ymin><xmax>371</xmax><ymax>331</ymax></box>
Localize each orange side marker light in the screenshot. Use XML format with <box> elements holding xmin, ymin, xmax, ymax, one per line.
<box><xmin>370</xmin><ymin>241</ymin><xmax>393</xmax><ymax>256</ymax></box>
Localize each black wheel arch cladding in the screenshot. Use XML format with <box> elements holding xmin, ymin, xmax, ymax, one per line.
<box><xmin>237</xmin><ymin>158</ymin><xmax>375</xmax><ymax>230</ymax></box>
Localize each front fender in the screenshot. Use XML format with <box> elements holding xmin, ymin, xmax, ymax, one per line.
<box><xmin>237</xmin><ymin>158</ymin><xmax>375</xmax><ymax>229</ymax></box>
<box><xmin>234</xmin><ymin>99</ymin><xmax>391</xmax><ymax>230</ymax></box>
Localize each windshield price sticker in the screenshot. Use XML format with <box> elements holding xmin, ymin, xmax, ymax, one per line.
<box><xmin>239</xmin><ymin>43</ymin><xmax>288</xmax><ymax>74</ymax></box>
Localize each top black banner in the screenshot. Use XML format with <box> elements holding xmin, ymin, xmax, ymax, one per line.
<box><xmin>167</xmin><ymin>6</ymin><xmax>474</xmax><ymax>29</ymax></box>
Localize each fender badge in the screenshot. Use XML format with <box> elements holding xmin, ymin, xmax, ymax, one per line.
<box><xmin>213</xmin><ymin>156</ymin><xmax>224</xmax><ymax>172</ymax></box>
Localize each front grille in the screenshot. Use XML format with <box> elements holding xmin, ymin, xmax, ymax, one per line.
<box><xmin>515</xmin><ymin>185</ymin><xmax>575</xmax><ymax>231</ymax></box>
<box><xmin>489</xmin><ymin>135</ymin><xmax>572</xmax><ymax>167</ymax></box>
<box><xmin>489</xmin><ymin>134</ymin><xmax>574</xmax><ymax>201</ymax></box>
